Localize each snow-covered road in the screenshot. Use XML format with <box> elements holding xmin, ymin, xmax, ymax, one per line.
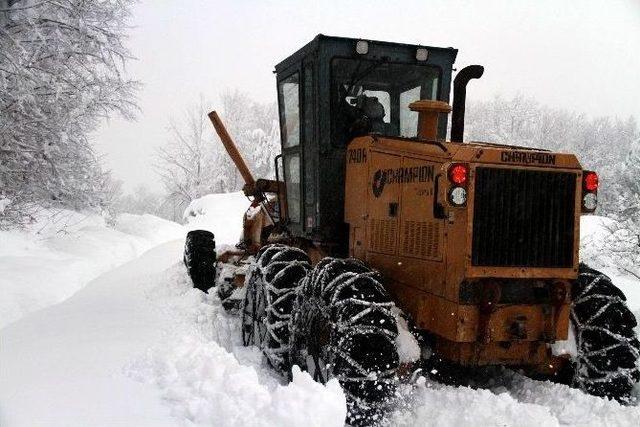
<box><xmin>2</xmin><ymin>194</ymin><xmax>639</xmax><ymax>426</ymax></box>
<box><xmin>2</xmin><ymin>237</ymin><xmax>639</xmax><ymax>426</ymax></box>
<box><xmin>0</xmin><ymin>210</ymin><xmax>185</xmax><ymax>329</ymax></box>
<box><xmin>0</xmin><ymin>241</ymin><xmax>182</xmax><ymax>426</ymax></box>
<box><xmin>0</xmin><ymin>240</ymin><xmax>345</xmax><ymax>427</ymax></box>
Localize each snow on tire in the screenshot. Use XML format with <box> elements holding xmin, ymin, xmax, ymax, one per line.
<box><xmin>183</xmin><ymin>230</ymin><xmax>216</xmax><ymax>292</ymax></box>
<box><xmin>242</xmin><ymin>261</ymin><xmax>268</xmax><ymax>347</ymax></box>
<box><xmin>241</xmin><ymin>245</ymin><xmax>284</xmax><ymax>348</ymax></box>
<box><xmin>241</xmin><ymin>244</ymin><xmax>310</xmax><ymax>373</ymax></box>
<box><xmin>571</xmin><ymin>263</ymin><xmax>640</xmax><ymax>401</ymax></box>
<box><xmin>263</xmin><ymin>246</ymin><xmax>311</xmax><ymax>372</ymax></box>
<box><xmin>290</xmin><ymin>257</ymin><xmax>400</xmax><ymax>425</ymax></box>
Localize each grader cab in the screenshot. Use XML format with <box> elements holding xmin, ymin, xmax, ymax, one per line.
<box><xmin>184</xmin><ymin>34</ymin><xmax>639</xmax><ymax>422</ymax></box>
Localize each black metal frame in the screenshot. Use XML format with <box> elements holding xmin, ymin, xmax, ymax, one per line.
<box><xmin>277</xmin><ymin>70</ymin><xmax>303</xmax><ymax>230</ymax></box>
<box><xmin>472</xmin><ymin>167</ymin><xmax>577</xmax><ymax>268</ymax></box>
<box><xmin>274</xmin><ymin>34</ymin><xmax>458</xmax><ymax>251</ymax></box>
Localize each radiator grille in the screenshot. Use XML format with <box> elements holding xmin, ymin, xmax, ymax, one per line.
<box><xmin>402</xmin><ymin>221</ymin><xmax>440</xmax><ymax>259</ymax></box>
<box><xmin>369</xmin><ymin>219</ymin><xmax>397</xmax><ymax>254</ymax></box>
<box><xmin>472</xmin><ymin>167</ymin><xmax>576</xmax><ymax>268</ymax></box>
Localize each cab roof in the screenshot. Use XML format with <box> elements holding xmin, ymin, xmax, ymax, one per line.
<box><xmin>274</xmin><ymin>34</ymin><xmax>458</xmax><ymax>73</ymax></box>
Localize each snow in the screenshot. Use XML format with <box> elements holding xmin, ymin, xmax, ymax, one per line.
<box><xmin>391</xmin><ymin>377</ymin><xmax>559</xmax><ymax>426</ymax></box>
<box><xmin>0</xmin><ymin>196</ymin><xmax>10</xmax><ymax>214</ymax></box>
<box><xmin>0</xmin><ymin>209</ymin><xmax>184</xmax><ymax>329</ymax></box>
<box><xmin>1</xmin><ymin>196</ymin><xmax>640</xmax><ymax>426</ymax></box>
<box><xmin>580</xmin><ymin>215</ymin><xmax>639</xmax><ymax>277</ymax></box>
<box><xmin>550</xmin><ymin>322</ymin><xmax>578</xmax><ymax>358</ymax></box>
<box><xmin>0</xmin><ymin>242</ymin><xmax>345</xmax><ymax>427</ymax></box>
<box><xmin>393</xmin><ymin>308</ymin><xmax>421</xmax><ymax>363</ymax></box>
<box><xmin>183</xmin><ymin>192</ymin><xmax>249</xmax><ymax>248</ymax></box>
<box><xmin>580</xmin><ymin>215</ymin><xmax>640</xmax><ymax>328</ymax></box>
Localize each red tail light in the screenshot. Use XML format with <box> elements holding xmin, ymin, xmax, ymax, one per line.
<box><xmin>584</xmin><ymin>171</ymin><xmax>598</xmax><ymax>192</ymax></box>
<box><xmin>448</xmin><ymin>163</ymin><xmax>469</xmax><ymax>185</ymax></box>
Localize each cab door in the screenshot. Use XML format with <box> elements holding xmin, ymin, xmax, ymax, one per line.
<box><xmin>278</xmin><ymin>71</ymin><xmax>303</xmax><ymax>232</ymax></box>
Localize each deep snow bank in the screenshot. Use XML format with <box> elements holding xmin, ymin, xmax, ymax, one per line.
<box><xmin>3</xmin><ymin>225</ymin><xmax>638</xmax><ymax>427</ymax></box>
<box><xmin>0</xmin><ymin>209</ymin><xmax>184</xmax><ymax>329</ymax></box>
<box><xmin>183</xmin><ymin>192</ymin><xmax>249</xmax><ymax>246</ymax></box>
<box><xmin>125</xmin><ymin>263</ymin><xmax>346</xmax><ymax>426</ymax></box>
<box><xmin>0</xmin><ymin>242</ymin><xmax>346</xmax><ymax>427</ymax></box>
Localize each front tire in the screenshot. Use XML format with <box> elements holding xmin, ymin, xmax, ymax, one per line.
<box><xmin>183</xmin><ymin>230</ymin><xmax>216</xmax><ymax>292</ymax></box>
<box><xmin>290</xmin><ymin>258</ymin><xmax>400</xmax><ymax>424</ymax></box>
<box><xmin>570</xmin><ymin>263</ymin><xmax>640</xmax><ymax>401</ymax></box>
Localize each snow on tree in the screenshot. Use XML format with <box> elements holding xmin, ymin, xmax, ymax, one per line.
<box><xmin>0</xmin><ymin>0</ymin><xmax>138</xmax><ymax>228</ymax></box>
<box><xmin>466</xmin><ymin>95</ymin><xmax>640</xmax><ymax>274</ymax></box>
<box><xmin>156</xmin><ymin>91</ymin><xmax>280</xmax><ymax>218</ymax></box>
<box><xmin>602</xmin><ymin>135</ymin><xmax>640</xmax><ymax>273</ymax></box>
<box><xmin>465</xmin><ymin>95</ymin><xmax>639</xmax><ymax>221</ymax></box>
<box><xmin>111</xmin><ymin>184</ymin><xmax>178</xmax><ymax>220</ymax></box>
<box><xmin>155</xmin><ymin>98</ymin><xmax>219</xmax><ymax>216</ymax></box>
<box><xmin>220</xmin><ymin>89</ymin><xmax>280</xmax><ymax>182</ymax></box>
<box><xmin>616</xmin><ymin>135</ymin><xmax>640</xmax><ymax>223</ymax></box>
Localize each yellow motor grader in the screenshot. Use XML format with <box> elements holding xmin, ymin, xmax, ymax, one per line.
<box><xmin>183</xmin><ymin>35</ymin><xmax>639</xmax><ymax>423</ymax></box>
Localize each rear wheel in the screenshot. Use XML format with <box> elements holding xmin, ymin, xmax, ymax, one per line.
<box><xmin>570</xmin><ymin>263</ymin><xmax>640</xmax><ymax>401</ymax></box>
<box><xmin>241</xmin><ymin>244</ymin><xmax>311</xmax><ymax>372</ymax></box>
<box><xmin>183</xmin><ymin>230</ymin><xmax>216</xmax><ymax>292</ymax></box>
<box><xmin>290</xmin><ymin>258</ymin><xmax>400</xmax><ymax>425</ymax></box>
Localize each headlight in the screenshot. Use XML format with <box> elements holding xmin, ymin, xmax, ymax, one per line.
<box><xmin>449</xmin><ymin>186</ymin><xmax>467</xmax><ymax>206</ymax></box>
<box><xmin>583</xmin><ymin>192</ymin><xmax>597</xmax><ymax>211</ymax></box>
<box><xmin>416</xmin><ymin>48</ymin><xmax>429</xmax><ymax>61</ymax></box>
<box><xmin>355</xmin><ymin>40</ymin><xmax>369</xmax><ymax>55</ymax></box>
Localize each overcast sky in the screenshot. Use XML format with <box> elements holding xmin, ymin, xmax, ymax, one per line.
<box><xmin>93</xmin><ymin>0</ymin><xmax>640</xmax><ymax>192</ymax></box>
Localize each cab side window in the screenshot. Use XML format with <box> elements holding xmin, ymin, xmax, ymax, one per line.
<box><xmin>284</xmin><ymin>154</ymin><xmax>301</xmax><ymax>223</ymax></box>
<box><xmin>279</xmin><ymin>74</ymin><xmax>300</xmax><ymax>148</ymax></box>
<box><xmin>278</xmin><ymin>72</ymin><xmax>302</xmax><ymax>224</ymax></box>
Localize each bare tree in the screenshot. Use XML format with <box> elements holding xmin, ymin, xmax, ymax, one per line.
<box><xmin>220</xmin><ymin>89</ymin><xmax>280</xmax><ymax>182</ymax></box>
<box><xmin>111</xmin><ymin>184</ymin><xmax>177</xmax><ymax>219</ymax></box>
<box><xmin>466</xmin><ymin>94</ymin><xmax>639</xmax><ymax>220</ymax></box>
<box><xmin>156</xmin><ymin>91</ymin><xmax>280</xmax><ymax>220</ymax></box>
<box><xmin>155</xmin><ymin>98</ymin><xmax>219</xmax><ymax>216</ymax></box>
<box><xmin>0</xmin><ymin>0</ymin><xmax>139</xmax><ymax>228</ymax></box>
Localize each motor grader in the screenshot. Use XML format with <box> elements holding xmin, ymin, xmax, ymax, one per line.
<box><xmin>183</xmin><ymin>35</ymin><xmax>639</xmax><ymax>422</ymax></box>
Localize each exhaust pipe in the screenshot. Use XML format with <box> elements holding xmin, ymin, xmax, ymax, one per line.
<box><xmin>451</xmin><ymin>65</ymin><xmax>484</xmax><ymax>143</ymax></box>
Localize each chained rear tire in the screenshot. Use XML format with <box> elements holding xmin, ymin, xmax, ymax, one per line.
<box><xmin>183</xmin><ymin>230</ymin><xmax>216</xmax><ymax>292</ymax></box>
<box><xmin>571</xmin><ymin>263</ymin><xmax>640</xmax><ymax>402</ymax></box>
<box><xmin>241</xmin><ymin>244</ymin><xmax>310</xmax><ymax>372</ymax></box>
<box><xmin>290</xmin><ymin>258</ymin><xmax>399</xmax><ymax>425</ymax></box>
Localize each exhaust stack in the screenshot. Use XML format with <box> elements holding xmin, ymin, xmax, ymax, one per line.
<box><xmin>451</xmin><ymin>65</ymin><xmax>484</xmax><ymax>143</ymax></box>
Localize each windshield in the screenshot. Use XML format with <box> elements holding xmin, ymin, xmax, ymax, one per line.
<box><xmin>331</xmin><ymin>57</ymin><xmax>440</xmax><ymax>146</ymax></box>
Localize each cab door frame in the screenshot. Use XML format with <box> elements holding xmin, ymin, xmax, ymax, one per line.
<box><xmin>277</xmin><ymin>66</ymin><xmax>304</xmax><ymax>235</ymax></box>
